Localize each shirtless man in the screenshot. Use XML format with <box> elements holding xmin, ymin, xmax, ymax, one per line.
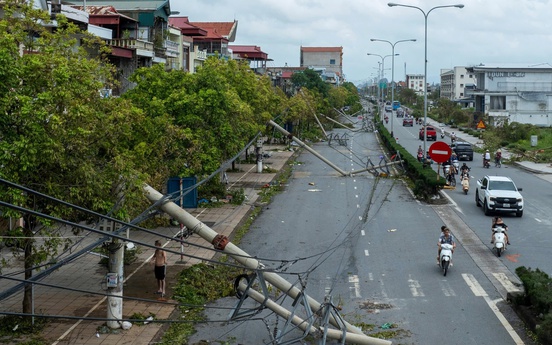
<box><xmin>152</xmin><ymin>240</ymin><xmax>167</xmax><ymax>295</ymax></box>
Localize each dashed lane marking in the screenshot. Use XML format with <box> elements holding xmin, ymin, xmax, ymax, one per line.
<box><xmin>492</xmin><ymin>272</ymin><xmax>522</xmax><ymax>294</ymax></box>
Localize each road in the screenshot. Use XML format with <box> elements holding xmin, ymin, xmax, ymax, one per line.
<box><xmin>384</xmin><ymin>110</ymin><xmax>552</xmax><ymax>278</ymax></box>
<box><xmin>188</xmin><ymin>112</ymin><xmax>535</xmax><ymax>344</ymax></box>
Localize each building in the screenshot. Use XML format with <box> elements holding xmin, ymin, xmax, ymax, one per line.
<box><xmin>467</xmin><ymin>63</ymin><xmax>552</xmax><ymax>127</ymax></box>
<box><xmin>229</xmin><ymin>45</ymin><xmax>270</xmax><ymax>75</ymax></box>
<box><xmin>406</xmin><ymin>74</ymin><xmax>426</xmax><ymax>95</ymax></box>
<box><xmin>440</xmin><ymin>67</ymin><xmax>477</xmax><ymax>101</ymax></box>
<box><xmin>300</xmin><ymin>46</ymin><xmax>343</xmax><ymax>85</ymax></box>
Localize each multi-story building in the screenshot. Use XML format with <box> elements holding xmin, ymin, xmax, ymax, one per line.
<box><xmin>300</xmin><ymin>46</ymin><xmax>343</xmax><ymax>85</ymax></box>
<box><xmin>440</xmin><ymin>66</ymin><xmax>476</xmax><ymax>106</ymax></box>
<box><xmin>467</xmin><ymin>63</ymin><xmax>552</xmax><ymax>126</ymax></box>
<box><xmin>406</xmin><ymin>74</ymin><xmax>426</xmax><ymax>95</ymax></box>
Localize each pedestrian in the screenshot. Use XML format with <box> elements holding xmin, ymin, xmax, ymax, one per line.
<box><xmin>152</xmin><ymin>240</ymin><xmax>167</xmax><ymax>295</ymax></box>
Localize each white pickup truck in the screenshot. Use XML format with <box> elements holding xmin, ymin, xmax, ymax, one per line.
<box><xmin>475</xmin><ymin>175</ymin><xmax>524</xmax><ymax>217</ymax></box>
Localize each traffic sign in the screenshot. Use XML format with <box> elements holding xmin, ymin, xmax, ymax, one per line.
<box><xmin>428</xmin><ymin>141</ymin><xmax>452</xmax><ymax>163</ymax></box>
<box><xmin>477</xmin><ymin>120</ymin><xmax>486</xmax><ymax>129</ymax></box>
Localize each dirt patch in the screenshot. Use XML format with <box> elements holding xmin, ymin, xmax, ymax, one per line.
<box><xmin>123</xmin><ymin>260</ymin><xmax>184</xmax><ymax>300</ymax></box>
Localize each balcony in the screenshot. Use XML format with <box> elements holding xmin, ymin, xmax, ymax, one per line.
<box><xmin>165</xmin><ymin>39</ymin><xmax>179</xmax><ymax>58</ymax></box>
<box><xmin>107</xmin><ymin>39</ymin><xmax>154</xmax><ymax>58</ymax></box>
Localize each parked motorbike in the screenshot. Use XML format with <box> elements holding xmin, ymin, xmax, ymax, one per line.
<box><xmin>439</xmin><ymin>243</ymin><xmax>454</xmax><ymax>276</ymax></box>
<box><xmin>492</xmin><ymin>227</ymin><xmax>507</xmax><ymax>257</ymax></box>
<box><xmin>483</xmin><ymin>158</ymin><xmax>491</xmax><ymax>168</ymax></box>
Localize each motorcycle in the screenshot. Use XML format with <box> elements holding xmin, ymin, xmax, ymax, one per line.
<box><xmin>439</xmin><ymin>243</ymin><xmax>454</xmax><ymax>276</ymax></box>
<box><xmin>483</xmin><ymin>158</ymin><xmax>491</xmax><ymax>168</ymax></box>
<box><xmin>492</xmin><ymin>227</ymin><xmax>507</xmax><ymax>257</ymax></box>
<box><xmin>385</xmin><ymin>116</ymin><xmax>389</xmax><ymax>124</ymax></box>
<box><xmin>461</xmin><ymin>176</ymin><xmax>469</xmax><ymax>195</ymax></box>
<box><xmin>417</xmin><ymin>151</ymin><xmax>423</xmax><ymax>162</ymax></box>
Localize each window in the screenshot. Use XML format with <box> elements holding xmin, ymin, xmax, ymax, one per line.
<box><xmin>330</xmin><ymin>59</ymin><xmax>335</xmax><ymax>65</ymax></box>
<box><xmin>490</xmin><ymin>96</ymin><xmax>506</xmax><ymax>110</ymax></box>
<box><xmin>460</xmin><ymin>74</ymin><xmax>464</xmax><ymax>78</ymax></box>
<box><xmin>460</xmin><ymin>84</ymin><xmax>464</xmax><ymax>87</ymax></box>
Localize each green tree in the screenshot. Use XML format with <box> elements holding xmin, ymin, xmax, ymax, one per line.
<box><xmin>0</xmin><ymin>1</ymin><xmax>170</xmax><ymax>314</ymax></box>
<box><xmin>291</xmin><ymin>68</ymin><xmax>330</xmax><ymax>98</ymax></box>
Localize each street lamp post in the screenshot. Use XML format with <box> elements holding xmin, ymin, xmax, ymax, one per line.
<box><xmin>388</xmin><ymin>2</ymin><xmax>464</xmax><ymax>160</ymax></box>
<box><xmin>367</xmin><ymin>53</ymin><xmax>398</xmax><ymax>122</ymax></box>
<box><xmin>370</xmin><ymin>38</ymin><xmax>416</xmax><ymax>137</ymax></box>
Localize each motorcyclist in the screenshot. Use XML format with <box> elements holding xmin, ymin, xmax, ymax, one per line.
<box><xmin>460</xmin><ymin>163</ymin><xmax>470</xmax><ymax>177</ymax></box>
<box><xmin>438</xmin><ymin>227</ymin><xmax>456</xmax><ymax>265</ymax></box>
<box><xmin>450</xmin><ymin>131</ymin><xmax>456</xmax><ymax>143</ymax></box>
<box><xmin>483</xmin><ymin>149</ymin><xmax>491</xmax><ymax>166</ymax></box>
<box><xmin>495</xmin><ymin>149</ymin><xmax>502</xmax><ymax>166</ymax></box>
<box><xmin>491</xmin><ymin>216</ymin><xmax>510</xmax><ymax>245</ymax></box>
<box><xmin>417</xmin><ymin>145</ymin><xmax>423</xmax><ymax>162</ymax></box>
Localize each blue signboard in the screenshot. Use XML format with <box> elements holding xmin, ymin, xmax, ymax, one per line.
<box><xmin>167</xmin><ymin>177</ymin><xmax>198</xmax><ymax>208</ymax></box>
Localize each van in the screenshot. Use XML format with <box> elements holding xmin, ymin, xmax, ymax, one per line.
<box><xmin>451</xmin><ymin>141</ymin><xmax>474</xmax><ymax>161</ymax></box>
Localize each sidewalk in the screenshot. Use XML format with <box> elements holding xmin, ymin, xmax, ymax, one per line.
<box><xmin>0</xmin><ymin>144</ymin><xmax>296</xmax><ymax>345</ymax></box>
<box><xmin>426</xmin><ymin>118</ymin><xmax>552</xmax><ymax>174</ymax></box>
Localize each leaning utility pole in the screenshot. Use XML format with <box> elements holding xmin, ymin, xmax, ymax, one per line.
<box><xmin>143</xmin><ymin>185</ymin><xmax>391</xmax><ymax>345</ymax></box>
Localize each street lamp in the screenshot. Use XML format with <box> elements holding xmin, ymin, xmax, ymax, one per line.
<box><xmin>370</xmin><ymin>38</ymin><xmax>416</xmax><ymax>137</ymax></box>
<box><xmin>367</xmin><ymin>53</ymin><xmax>398</xmax><ymax>121</ymax></box>
<box><xmin>388</xmin><ymin>2</ymin><xmax>464</xmax><ymax>160</ymax></box>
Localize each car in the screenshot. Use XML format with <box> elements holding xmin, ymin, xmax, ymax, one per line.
<box><xmin>419</xmin><ymin>126</ymin><xmax>437</xmax><ymax>141</ymax></box>
<box><xmin>402</xmin><ymin>117</ymin><xmax>413</xmax><ymax>126</ymax></box>
<box><xmin>451</xmin><ymin>141</ymin><xmax>474</xmax><ymax>161</ymax></box>
<box><xmin>475</xmin><ymin>175</ymin><xmax>523</xmax><ymax>217</ymax></box>
<box><xmin>384</xmin><ymin>105</ymin><xmax>392</xmax><ymax>112</ymax></box>
<box><xmin>396</xmin><ymin>108</ymin><xmax>405</xmax><ymax>117</ymax></box>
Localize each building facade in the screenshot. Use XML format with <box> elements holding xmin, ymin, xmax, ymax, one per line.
<box><xmin>440</xmin><ymin>66</ymin><xmax>476</xmax><ymax>102</ymax></box>
<box><xmin>406</xmin><ymin>74</ymin><xmax>426</xmax><ymax>95</ymax></box>
<box><xmin>467</xmin><ymin>63</ymin><xmax>552</xmax><ymax>127</ymax></box>
<box><xmin>300</xmin><ymin>46</ymin><xmax>343</xmax><ymax>85</ymax></box>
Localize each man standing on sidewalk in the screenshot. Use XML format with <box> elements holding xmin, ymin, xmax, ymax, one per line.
<box><xmin>152</xmin><ymin>240</ymin><xmax>167</xmax><ymax>296</ymax></box>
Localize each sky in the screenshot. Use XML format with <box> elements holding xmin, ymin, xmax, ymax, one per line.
<box><xmin>173</xmin><ymin>0</ymin><xmax>552</xmax><ymax>86</ymax></box>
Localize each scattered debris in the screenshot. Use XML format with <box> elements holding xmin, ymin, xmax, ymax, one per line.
<box><xmin>388</xmin><ymin>229</ymin><xmax>397</xmax><ymax>232</ymax></box>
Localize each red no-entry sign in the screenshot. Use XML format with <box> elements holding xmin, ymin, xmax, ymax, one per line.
<box><xmin>428</xmin><ymin>141</ymin><xmax>452</xmax><ymax>163</ymax></box>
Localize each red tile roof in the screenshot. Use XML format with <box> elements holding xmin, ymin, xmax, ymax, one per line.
<box><xmin>188</xmin><ymin>21</ymin><xmax>238</xmax><ymax>42</ymax></box>
<box><xmin>229</xmin><ymin>45</ymin><xmax>268</xmax><ymax>60</ymax></box>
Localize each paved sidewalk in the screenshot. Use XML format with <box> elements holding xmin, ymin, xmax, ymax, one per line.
<box><xmin>0</xmin><ymin>144</ymin><xmax>296</xmax><ymax>345</ymax></box>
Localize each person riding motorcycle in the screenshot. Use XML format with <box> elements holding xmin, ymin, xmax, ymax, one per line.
<box><xmin>491</xmin><ymin>216</ymin><xmax>510</xmax><ymax>245</ymax></box>
<box><xmin>417</xmin><ymin>145</ymin><xmax>423</xmax><ymax>162</ymax></box>
<box><xmin>495</xmin><ymin>149</ymin><xmax>502</xmax><ymax>166</ymax></box>
<box><xmin>438</xmin><ymin>227</ymin><xmax>456</xmax><ymax>264</ymax></box>
<box><xmin>460</xmin><ymin>163</ymin><xmax>471</xmax><ymax>177</ymax></box>
<box><xmin>483</xmin><ymin>150</ymin><xmax>491</xmax><ymax>167</ymax></box>
<box><xmin>450</xmin><ymin>131</ymin><xmax>457</xmax><ymax>143</ymax></box>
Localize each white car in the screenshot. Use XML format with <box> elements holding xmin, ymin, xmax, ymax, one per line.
<box><xmin>475</xmin><ymin>175</ymin><xmax>523</xmax><ymax>217</ymax></box>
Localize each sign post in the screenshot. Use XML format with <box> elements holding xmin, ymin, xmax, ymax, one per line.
<box><xmin>429</xmin><ymin>141</ymin><xmax>452</xmax><ymax>180</ymax></box>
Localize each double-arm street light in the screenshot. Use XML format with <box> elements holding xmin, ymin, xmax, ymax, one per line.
<box><xmin>367</xmin><ymin>53</ymin><xmax>398</xmax><ymax>120</ymax></box>
<box><xmin>388</xmin><ymin>2</ymin><xmax>464</xmax><ymax>159</ymax></box>
<box><xmin>370</xmin><ymin>38</ymin><xmax>416</xmax><ymax>137</ymax></box>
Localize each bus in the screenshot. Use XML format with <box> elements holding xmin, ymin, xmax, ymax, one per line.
<box><xmin>392</xmin><ymin>101</ymin><xmax>401</xmax><ymax>110</ymax></box>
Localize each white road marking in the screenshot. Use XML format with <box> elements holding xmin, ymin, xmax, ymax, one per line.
<box><xmin>535</xmin><ymin>218</ymin><xmax>542</xmax><ymax>222</ymax></box>
<box><xmin>380</xmin><ymin>276</ymin><xmax>388</xmax><ymax>298</ymax></box>
<box><xmin>463</xmin><ymin>274</ymin><xmax>524</xmax><ymax>344</ymax></box>
<box><xmin>364</xmin><ymin>249</ymin><xmax>369</xmax><ymax>256</ymax></box>
<box><xmin>439</xmin><ymin>280</ymin><xmax>457</xmax><ymax>296</ymax></box>
<box><xmin>462</xmin><ymin>273</ymin><xmax>487</xmax><ymax>297</ymax></box>
<box><xmin>368</xmin><ymin>272</ymin><xmax>374</xmax><ymax>281</ymax></box>
<box><xmin>359</xmin><ymin>216</ymin><xmax>363</xmax><ymax>221</ymax></box>
<box><xmin>361</xmin><ymin>230</ymin><xmax>365</xmax><ymax>236</ymax></box>
<box><xmin>325</xmin><ymin>276</ymin><xmax>332</xmax><ymax>295</ymax></box>
<box><xmin>492</xmin><ymin>272</ymin><xmax>522</xmax><ymax>293</ymax></box>
<box><xmin>408</xmin><ymin>275</ymin><xmax>425</xmax><ymax>297</ymax></box>
<box><xmin>349</xmin><ymin>274</ymin><xmax>362</xmax><ymax>299</ymax></box>
<box><xmin>355</xmin><ymin>194</ymin><xmax>359</xmax><ymax>198</ymax></box>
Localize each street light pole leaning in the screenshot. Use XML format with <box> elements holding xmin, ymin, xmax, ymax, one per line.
<box><xmin>370</xmin><ymin>38</ymin><xmax>416</xmax><ymax>137</ymax></box>
<box><xmin>388</xmin><ymin>2</ymin><xmax>464</xmax><ymax>160</ymax></box>
<box><xmin>367</xmin><ymin>53</ymin><xmax>398</xmax><ymax>122</ymax></box>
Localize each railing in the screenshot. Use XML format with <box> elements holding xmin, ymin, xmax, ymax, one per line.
<box><xmin>195</xmin><ymin>49</ymin><xmax>207</xmax><ymax>60</ymax></box>
<box><xmin>106</xmin><ymin>39</ymin><xmax>154</xmax><ymax>52</ymax></box>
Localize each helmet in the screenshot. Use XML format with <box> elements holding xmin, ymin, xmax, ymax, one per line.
<box><xmin>486</xmin><ymin>149</ymin><xmax>489</xmax><ymax>152</ymax></box>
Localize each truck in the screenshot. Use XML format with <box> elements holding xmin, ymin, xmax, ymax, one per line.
<box><xmin>475</xmin><ymin>175</ymin><xmax>524</xmax><ymax>217</ymax></box>
<box><xmin>419</xmin><ymin>126</ymin><xmax>437</xmax><ymax>141</ymax></box>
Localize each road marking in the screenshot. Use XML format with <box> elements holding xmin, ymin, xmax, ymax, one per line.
<box><xmin>325</xmin><ymin>276</ymin><xmax>332</xmax><ymax>295</ymax></box>
<box><xmin>408</xmin><ymin>275</ymin><xmax>425</xmax><ymax>297</ymax></box>
<box><xmin>361</xmin><ymin>230</ymin><xmax>365</xmax><ymax>236</ymax></box>
<box><xmin>439</xmin><ymin>280</ymin><xmax>457</xmax><ymax>296</ymax></box>
<box><xmin>462</xmin><ymin>273</ymin><xmax>487</xmax><ymax>296</ymax></box>
<box><xmin>535</xmin><ymin>218</ymin><xmax>542</xmax><ymax>222</ymax></box>
<box><xmin>380</xmin><ymin>276</ymin><xmax>388</xmax><ymax>298</ymax></box>
<box><xmin>349</xmin><ymin>274</ymin><xmax>362</xmax><ymax>299</ymax></box>
<box><xmin>364</xmin><ymin>249</ymin><xmax>369</xmax><ymax>256</ymax></box>
<box><xmin>368</xmin><ymin>272</ymin><xmax>374</xmax><ymax>281</ymax></box>
<box><xmin>492</xmin><ymin>272</ymin><xmax>522</xmax><ymax>293</ymax></box>
<box><xmin>463</xmin><ymin>274</ymin><xmax>524</xmax><ymax>344</ymax></box>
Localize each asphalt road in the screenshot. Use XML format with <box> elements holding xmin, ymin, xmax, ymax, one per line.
<box><xmin>188</xmin><ymin>114</ymin><xmax>536</xmax><ymax>344</ymax></box>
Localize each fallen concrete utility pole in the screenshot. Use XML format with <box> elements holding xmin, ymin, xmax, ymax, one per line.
<box><xmin>268</xmin><ymin>120</ymin><xmax>348</xmax><ymax>176</ymax></box>
<box><xmin>324</xmin><ymin>115</ymin><xmax>362</xmax><ymax>132</ymax></box>
<box><xmin>143</xmin><ymin>185</ymin><xmax>390</xmax><ymax>344</ymax></box>
<box><xmin>238</xmin><ymin>282</ymin><xmax>391</xmax><ymax>345</ymax></box>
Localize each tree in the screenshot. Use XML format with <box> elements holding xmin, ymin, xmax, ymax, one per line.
<box><xmin>124</xmin><ymin>57</ymin><xmax>287</xmax><ymax>178</ymax></box>
<box><xmin>0</xmin><ymin>1</ymin><xmax>170</xmax><ymax>314</ymax></box>
<box><xmin>291</xmin><ymin>68</ymin><xmax>330</xmax><ymax>98</ymax></box>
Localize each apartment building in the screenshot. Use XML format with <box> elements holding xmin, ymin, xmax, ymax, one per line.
<box><xmin>406</xmin><ymin>74</ymin><xmax>426</xmax><ymax>95</ymax></box>
<box><xmin>440</xmin><ymin>66</ymin><xmax>476</xmax><ymax>105</ymax></box>
<box><xmin>300</xmin><ymin>46</ymin><xmax>343</xmax><ymax>85</ymax></box>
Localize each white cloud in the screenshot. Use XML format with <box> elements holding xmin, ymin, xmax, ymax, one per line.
<box><xmin>174</xmin><ymin>0</ymin><xmax>552</xmax><ymax>85</ymax></box>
